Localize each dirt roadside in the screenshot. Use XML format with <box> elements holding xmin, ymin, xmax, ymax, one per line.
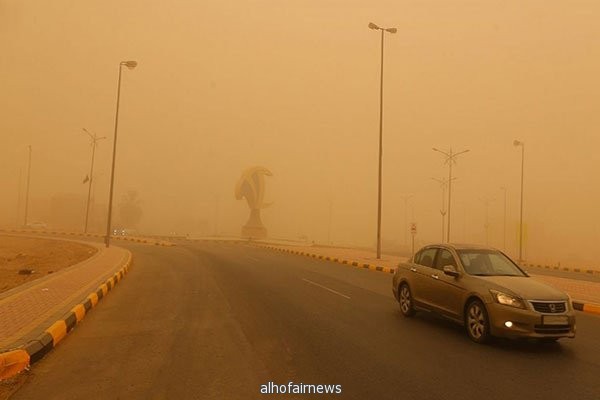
<box><xmin>0</xmin><ymin>235</ymin><xmax>97</xmax><ymax>294</ymax></box>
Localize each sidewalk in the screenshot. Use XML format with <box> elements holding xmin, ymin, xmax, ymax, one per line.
<box><xmin>0</xmin><ymin>242</ymin><xmax>130</xmax><ymax>351</ymax></box>
<box><xmin>255</xmin><ymin>243</ymin><xmax>600</xmax><ymax>308</ymax></box>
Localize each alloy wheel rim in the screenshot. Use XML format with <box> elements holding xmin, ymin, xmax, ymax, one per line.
<box><xmin>400</xmin><ymin>286</ymin><xmax>410</xmax><ymax>313</ymax></box>
<box><xmin>468</xmin><ymin>304</ymin><xmax>485</xmax><ymax>338</ymax></box>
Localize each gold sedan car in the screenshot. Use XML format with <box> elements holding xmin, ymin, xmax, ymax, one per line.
<box><xmin>392</xmin><ymin>244</ymin><xmax>576</xmax><ymax>343</ymax></box>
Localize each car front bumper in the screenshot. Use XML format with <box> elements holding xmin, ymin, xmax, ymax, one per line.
<box><xmin>487</xmin><ymin>302</ymin><xmax>576</xmax><ymax>339</ymax></box>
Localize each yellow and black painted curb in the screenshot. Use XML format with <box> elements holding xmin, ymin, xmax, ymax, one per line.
<box><xmin>522</xmin><ymin>262</ymin><xmax>600</xmax><ymax>276</ymax></box>
<box><xmin>0</xmin><ymin>253</ymin><xmax>133</xmax><ymax>381</ymax></box>
<box><xmin>572</xmin><ymin>301</ymin><xmax>600</xmax><ymax>316</ymax></box>
<box><xmin>0</xmin><ymin>228</ymin><xmax>175</xmax><ymax>247</ymax></box>
<box><xmin>260</xmin><ymin>245</ymin><xmax>396</xmax><ymax>275</ymax></box>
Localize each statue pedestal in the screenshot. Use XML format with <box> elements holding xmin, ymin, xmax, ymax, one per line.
<box><xmin>241</xmin><ymin>209</ymin><xmax>267</xmax><ymax>239</ymax></box>
<box><xmin>241</xmin><ymin>225</ymin><xmax>267</xmax><ymax>239</ymax></box>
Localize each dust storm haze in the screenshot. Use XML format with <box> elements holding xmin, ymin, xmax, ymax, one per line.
<box><xmin>1</xmin><ymin>1</ymin><xmax>599</xmax><ymax>267</ymax></box>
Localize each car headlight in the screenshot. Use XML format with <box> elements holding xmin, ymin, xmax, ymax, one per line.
<box><xmin>490</xmin><ymin>289</ymin><xmax>526</xmax><ymax>309</ymax></box>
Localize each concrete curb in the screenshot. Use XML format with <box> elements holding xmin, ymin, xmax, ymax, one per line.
<box><xmin>572</xmin><ymin>301</ymin><xmax>600</xmax><ymax>316</ymax></box>
<box><xmin>257</xmin><ymin>245</ymin><xmax>600</xmax><ymax>317</ymax></box>
<box><xmin>260</xmin><ymin>245</ymin><xmax>396</xmax><ymax>274</ymax></box>
<box><xmin>0</xmin><ymin>228</ymin><xmax>175</xmax><ymax>247</ymax></box>
<box><xmin>522</xmin><ymin>262</ymin><xmax>600</xmax><ymax>276</ymax></box>
<box><xmin>0</xmin><ymin>252</ymin><xmax>133</xmax><ymax>381</ymax></box>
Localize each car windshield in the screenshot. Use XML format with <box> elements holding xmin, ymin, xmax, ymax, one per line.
<box><xmin>457</xmin><ymin>250</ymin><xmax>526</xmax><ymax>277</ymax></box>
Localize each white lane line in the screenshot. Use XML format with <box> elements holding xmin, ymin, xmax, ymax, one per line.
<box><xmin>247</xmin><ymin>256</ymin><xmax>260</xmax><ymax>262</ymax></box>
<box><xmin>301</xmin><ymin>278</ymin><xmax>351</xmax><ymax>299</ymax></box>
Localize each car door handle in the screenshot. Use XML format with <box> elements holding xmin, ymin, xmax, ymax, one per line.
<box><xmin>410</xmin><ymin>267</ymin><xmax>417</xmax><ymax>272</ymax></box>
<box><xmin>431</xmin><ymin>274</ymin><xmax>439</xmax><ymax>279</ymax></box>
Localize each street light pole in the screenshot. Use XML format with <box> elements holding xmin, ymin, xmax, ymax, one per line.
<box><xmin>327</xmin><ymin>199</ymin><xmax>333</xmax><ymax>245</ymax></box>
<box><xmin>16</xmin><ymin>167</ymin><xmax>23</xmax><ymax>226</ymax></box>
<box><xmin>24</xmin><ymin>145</ymin><xmax>32</xmax><ymax>227</ymax></box>
<box><xmin>368</xmin><ymin>22</ymin><xmax>397</xmax><ymax>259</ymax></box>
<box><xmin>105</xmin><ymin>60</ymin><xmax>137</xmax><ymax>248</ymax></box>
<box><xmin>432</xmin><ymin>148</ymin><xmax>469</xmax><ymax>243</ymax></box>
<box><xmin>400</xmin><ymin>194</ymin><xmax>413</xmax><ymax>246</ymax></box>
<box><xmin>500</xmin><ymin>186</ymin><xmax>507</xmax><ymax>251</ymax></box>
<box><xmin>514</xmin><ymin>140</ymin><xmax>525</xmax><ymax>262</ymax></box>
<box><xmin>479</xmin><ymin>197</ymin><xmax>495</xmax><ymax>245</ymax></box>
<box><xmin>432</xmin><ymin>178</ymin><xmax>454</xmax><ymax>243</ymax></box>
<box><xmin>83</xmin><ymin>128</ymin><xmax>106</xmax><ymax>233</ymax></box>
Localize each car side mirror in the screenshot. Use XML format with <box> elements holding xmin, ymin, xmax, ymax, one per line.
<box><xmin>443</xmin><ymin>265</ymin><xmax>460</xmax><ymax>278</ymax></box>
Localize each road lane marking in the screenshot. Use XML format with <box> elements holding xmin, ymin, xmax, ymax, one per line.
<box><xmin>247</xmin><ymin>256</ymin><xmax>260</xmax><ymax>262</ymax></box>
<box><xmin>302</xmin><ymin>278</ymin><xmax>350</xmax><ymax>299</ymax></box>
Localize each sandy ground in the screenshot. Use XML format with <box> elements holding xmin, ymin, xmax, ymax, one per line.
<box><xmin>0</xmin><ymin>235</ymin><xmax>97</xmax><ymax>294</ymax></box>
<box><xmin>0</xmin><ymin>236</ymin><xmax>96</xmax><ymax>397</ymax></box>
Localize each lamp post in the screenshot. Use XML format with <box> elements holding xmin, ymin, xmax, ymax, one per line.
<box><xmin>431</xmin><ymin>177</ymin><xmax>455</xmax><ymax>243</ymax></box>
<box><xmin>500</xmin><ymin>186</ymin><xmax>507</xmax><ymax>251</ymax></box>
<box><xmin>83</xmin><ymin>128</ymin><xmax>106</xmax><ymax>233</ymax></box>
<box><xmin>432</xmin><ymin>147</ymin><xmax>469</xmax><ymax>243</ymax></box>
<box><xmin>16</xmin><ymin>167</ymin><xmax>23</xmax><ymax>226</ymax></box>
<box><xmin>23</xmin><ymin>145</ymin><xmax>32</xmax><ymax>227</ymax></box>
<box><xmin>400</xmin><ymin>194</ymin><xmax>413</xmax><ymax>246</ymax></box>
<box><xmin>479</xmin><ymin>197</ymin><xmax>495</xmax><ymax>245</ymax></box>
<box><xmin>105</xmin><ymin>60</ymin><xmax>137</xmax><ymax>248</ymax></box>
<box><xmin>513</xmin><ymin>140</ymin><xmax>525</xmax><ymax>262</ymax></box>
<box><xmin>368</xmin><ymin>22</ymin><xmax>397</xmax><ymax>259</ymax></box>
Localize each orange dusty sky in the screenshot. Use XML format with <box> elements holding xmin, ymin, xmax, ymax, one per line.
<box><xmin>1</xmin><ymin>1</ymin><xmax>599</xmax><ymax>265</ymax></box>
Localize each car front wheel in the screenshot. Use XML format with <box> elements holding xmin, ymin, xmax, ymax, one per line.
<box><xmin>465</xmin><ymin>300</ymin><xmax>491</xmax><ymax>344</ymax></box>
<box><xmin>399</xmin><ymin>283</ymin><xmax>416</xmax><ymax>317</ymax></box>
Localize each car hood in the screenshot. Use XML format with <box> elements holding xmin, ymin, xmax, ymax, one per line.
<box><xmin>477</xmin><ymin>276</ymin><xmax>568</xmax><ymax>300</ymax></box>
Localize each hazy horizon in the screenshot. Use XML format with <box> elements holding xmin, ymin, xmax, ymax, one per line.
<box><xmin>2</xmin><ymin>1</ymin><xmax>600</xmax><ymax>267</ymax></box>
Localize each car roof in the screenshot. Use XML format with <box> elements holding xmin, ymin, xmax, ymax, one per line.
<box><xmin>424</xmin><ymin>243</ymin><xmax>499</xmax><ymax>251</ymax></box>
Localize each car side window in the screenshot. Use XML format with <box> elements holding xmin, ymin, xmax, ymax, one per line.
<box><xmin>413</xmin><ymin>251</ymin><xmax>422</xmax><ymax>264</ymax></box>
<box><xmin>434</xmin><ymin>249</ymin><xmax>457</xmax><ymax>271</ymax></box>
<box><xmin>417</xmin><ymin>248</ymin><xmax>437</xmax><ymax>268</ymax></box>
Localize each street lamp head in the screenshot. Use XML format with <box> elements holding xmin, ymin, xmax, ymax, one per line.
<box><xmin>368</xmin><ymin>22</ymin><xmax>380</xmax><ymax>30</ymax></box>
<box><xmin>385</xmin><ymin>27</ymin><xmax>397</xmax><ymax>33</ymax></box>
<box><xmin>513</xmin><ymin>139</ymin><xmax>522</xmax><ymax>146</ymax></box>
<box><xmin>122</xmin><ymin>60</ymin><xmax>138</xmax><ymax>69</ymax></box>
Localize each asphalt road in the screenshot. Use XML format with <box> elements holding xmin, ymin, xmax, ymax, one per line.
<box><xmin>10</xmin><ymin>241</ymin><xmax>600</xmax><ymax>400</ymax></box>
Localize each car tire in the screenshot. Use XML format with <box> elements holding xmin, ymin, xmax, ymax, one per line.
<box><xmin>465</xmin><ymin>300</ymin><xmax>491</xmax><ymax>344</ymax></box>
<box><xmin>398</xmin><ymin>283</ymin><xmax>416</xmax><ymax>317</ymax></box>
